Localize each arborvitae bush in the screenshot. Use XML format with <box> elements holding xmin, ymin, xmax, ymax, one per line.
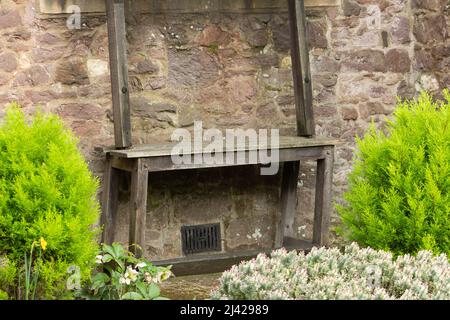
<box><xmin>337</xmin><ymin>91</ymin><xmax>450</xmax><ymax>256</ymax></box>
<box><xmin>0</xmin><ymin>104</ymin><xmax>100</xmax><ymax>299</ymax></box>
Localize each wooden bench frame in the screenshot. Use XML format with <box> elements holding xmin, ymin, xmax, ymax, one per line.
<box><xmin>101</xmin><ymin>0</ymin><xmax>336</xmax><ymax>274</ymax></box>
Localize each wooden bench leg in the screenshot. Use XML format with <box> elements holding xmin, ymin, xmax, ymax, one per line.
<box><xmin>101</xmin><ymin>155</ymin><xmax>119</xmax><ymax>245</ymax></box>
<box><xmin>313</xmin><ymin>146</ymin><xmax>335</xmax><ymax>246</ymax></box>
<box><xmin>129</xmin><ymin>159</ymin><xmax>148</xmax><ymax>257</ymax></box>
<box><xmin>275</xmin><ymin>161</ymin><xmax>300</xmax><ymax>248</ymax></box>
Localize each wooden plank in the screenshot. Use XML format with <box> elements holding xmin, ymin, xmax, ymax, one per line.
<box><xmin>142</xmin><ymin>146</ymin><xmax>326</xmax><ymax>172</ymax></box>
<box><xmin>100</xmin><ymin>156</ymin><xmax>119</xmax><ymax>244</ymax></box>
<box><xmin>107</xmin><ymin>136</ymin><xmax>338</xmax><ymax>159</ymax></box>
<box><xmin>111</xmin><ymin>156</ymin><xmax>135</xmax><ymax>172</ymax></box>
<box><xmin>283</xmin><ymin>237</ymin><xmax>311</xmax><ymax>249</ymax></box>
<box><xmin>288</xmin><ymin>0</ymin><xmax>315</xmax><ymax>137</ymax></box>
<box><xmin>275</xmin><ymin>161</ymin><xmax>300</xmax><ymax>248</ymax></box>
<box><xmin>313</xmin><ymin>146</ymin><xmax>334</xmax><ymax>246</ymax></box>
<box><xmin>277</xmin><ymin>146</ymin><xmax>326</xmax><ymax>162</ymax></box>
<box><xmin>129</xmin><ymin>159</ymin><xmax>149</xmax><ymax>257</ymax></box>
<box><xmin>106</xmin><ymin>0</ymin><xmax>132</xmax><ymax>149</ymax></box>
<box><xmin>219</xmin><ymin>0</ymin><xmax>339</xmax><ymax>11</ymax></box>
<box><xmin>38</xmin><ymin>0</ymin><xmax>340</xmax><ymax>15</ymax></box>
<box><xmin>154</xmin><ymin>240</ymin><xmax>313</xmax><ymax>276</ymax></box>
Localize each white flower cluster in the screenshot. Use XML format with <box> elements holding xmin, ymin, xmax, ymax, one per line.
<box><xmin>211</xmin><ymin>243</ymin><xmax>450</xmax><ymax>300</ymax></box>
<box><xmin>120</xmin><ymin>266</ymin><xmax>139</xmax><ymax>285</ymax></box>
<box><xmin>115</xmin><ymin>261</ymin><xmax>172</xmax><ymax>286</ymax></box>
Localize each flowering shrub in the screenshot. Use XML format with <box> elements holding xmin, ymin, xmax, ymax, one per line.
<box><xmin>337</xmin><ymin>91</ymin><xmax>450</xmax><ymax>256</ymax></box>
<box><xmin>75</xmin><ymin>243</ymin><xmax>172</xmax><ymax>300</ymax></box>
<box><xmin>0</xmin><ymin>105</ymin><xmax>100</xmax><ymax>299</ymax></box>
<box><xmin>212</xmin><ymin>243</ymin><xmax>450</xmax><ymax>300</ymax></box>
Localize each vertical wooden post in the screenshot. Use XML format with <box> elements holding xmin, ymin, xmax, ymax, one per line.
<box><xmin>276</xmin><ymin>0</ymin><xmax>315</xmax><ymax>249</ymax></box>
<box><xmin>288</xmin><ymin>0</ymin><xmax>315</xmax><ymax>137</ymax></box>
<box><xmin>106</xmin><ymin>0</ymin><xmax>132</xmax><ymax>149</ymax></box>
<box><xmin>275</xmin><ymin>161</ymin><xmax>300</xmax><ymax>248</ymax></box>
<box><xmin>129</xmin><ymin>159</ymin><xmax>149</xmax><ymax>257</ymax></box>
<box><xmin>101</xmin><ymin>155</ymin><xmax>119</xmax><ymax>244</ymax></box>
<box><xmin>313</xmin><ymin>146</ymin><xmax>334</xmax><ymax>246</ymax></box>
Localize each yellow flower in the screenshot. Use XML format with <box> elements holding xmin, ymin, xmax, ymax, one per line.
<box><xmin>40</xmin><ymin>237</ymin><xmax>47</xmax><ymax>251</ymax></box>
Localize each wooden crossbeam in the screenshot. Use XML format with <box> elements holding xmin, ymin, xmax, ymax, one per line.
<box><xmin>104</xmin><ymin>0</ymin><xmax>315</xmax><ymax>146</ymax></box>
<box><xmin>38</xmin><ymin>0</ymin><xmax>340</xmax><ymax>15</ymax></box>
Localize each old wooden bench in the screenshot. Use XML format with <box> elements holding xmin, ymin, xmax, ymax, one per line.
<box><xmin>101</xmin><ymin>0</ymin><xmax>336</xmax><ymax>275</ymax></box>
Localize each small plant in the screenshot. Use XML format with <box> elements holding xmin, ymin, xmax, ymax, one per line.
<box><xmin>207</xmin><ymin>42</ymin><xmax>220</xmax><ymax>55</ymax></box>
<box><xmin>74</xmin><ymin>243</ymin><xmax>172</xmax><ymax>300</ymax></box>
<box><xmin>0</xmin><ymin>104</ymin><xmax>100</xmax><ymax>299</ymax></box>
<box><xmin>21</xmin><ymin>238</ymin><xmax>47</xmax><ymax>300</ymax></box>
<box><xmin>212</xmin><ymin>243</ymin><xmax>450</xmax><ymax>300</ymax></box>
<box><xmin>337</xmin><ymin>91</ymin><xmax>450</xmax><ymax>256</ymax></box>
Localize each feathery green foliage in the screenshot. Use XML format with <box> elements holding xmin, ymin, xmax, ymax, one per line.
<box><xmin>0</xmin><ymin>104</ymin><xmax>100</xmax><ymax>299</ymax></box>
<box><xmin>337</xmin><ymin>91</ymin><xmax>450</xmax><ymax>256</ymax></box>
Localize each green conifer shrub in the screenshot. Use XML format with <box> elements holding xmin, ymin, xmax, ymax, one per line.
<box><xmin>0</xmin><ymin>104</ymin><xmax>100</xmax><ymax>299</ymax></box>
<box><xmin>337</xmin><ymin>91</ymin><xmax>450</xmax><ymax>256</ymax></box>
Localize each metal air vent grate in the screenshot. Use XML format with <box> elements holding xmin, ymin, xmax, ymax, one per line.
<box><xmin>181</xmin><ymin>223</ymin><xmax>221</xmax><ymax>255</ymax></box>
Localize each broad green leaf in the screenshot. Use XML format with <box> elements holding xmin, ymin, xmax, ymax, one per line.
<box><xmin>147</xmin><ymin>283</ymin><xmax>160</xmax><ymax>299</ymax></box>
<box><xmin>102</xmin><ymin>254</ymin><xmax>113</xmax><ymax>263</ymax></box>
<box><xmin>121</xmin><ymin>292</ymin><xmax>143</xmax><ymax>300</ymax></box>
<box><xmin>136</xmin><ymin>282</ymin><xmax>148</xmax><ymax>297</ymax></box>
<box><xmin>91</xmin><ymin>272</ymin><xmax>110</xmax><ymax>290</ymax></box>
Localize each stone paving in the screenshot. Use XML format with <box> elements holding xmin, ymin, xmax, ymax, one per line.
<box><xmin>160</xmin><ymin>273</ymin><xmax>222</xmax><ymax>300</ymax></box>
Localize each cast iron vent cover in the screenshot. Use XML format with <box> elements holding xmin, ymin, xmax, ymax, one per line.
<box><xmin>181</xmin><ymin>223</ymin><xmax>221</xmax><ymax>255</ymax></box>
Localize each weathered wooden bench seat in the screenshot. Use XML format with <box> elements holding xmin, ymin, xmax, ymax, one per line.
<box><xmin>108</xmin><ymin>136</ymin><xmax>336</xmax><ymax>164</ymax></box>
<box><xmin>102</xmin><ymin>136</ymin><xmax>336</xmax><ymax>274</ymax></box>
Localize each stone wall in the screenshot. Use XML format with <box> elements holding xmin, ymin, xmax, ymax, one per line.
<box><xmin>0</xmin><ymin>0</ymin><xmax>449</xmax><ymax>260</ymax></box>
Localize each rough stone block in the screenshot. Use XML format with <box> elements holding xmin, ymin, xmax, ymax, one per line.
<box><xmin>341</xmin><ymin>49</ymin><xmax>386</xmax><ymax>72</ymax></box>
<box><xmin>55</xmin><ymin>59</ymin><xmax>90</xmax><ymax>85</ymax></box>
<box><xmin>390</xmin><ymin>16</ymin><xmax>411</xmax><ymax>44</ymax></box>
<box><xmin>0</xmin><ymin>51</ymin><xmax>17</xmax><ymax>72</ymax></box>
<box><xmin>386</xmin><ymin>49</ymin><xmax>411</xmax><ymax>73</ymax></box>
<box><xmin>413</xmin><ymin>14</ymin><xmax>447</xmax><ymax>44</ymax></box>
<box><xmin>0</xmin><ymin>10</ymin><xmax>22</xmax><ymax>29</ymax></box>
